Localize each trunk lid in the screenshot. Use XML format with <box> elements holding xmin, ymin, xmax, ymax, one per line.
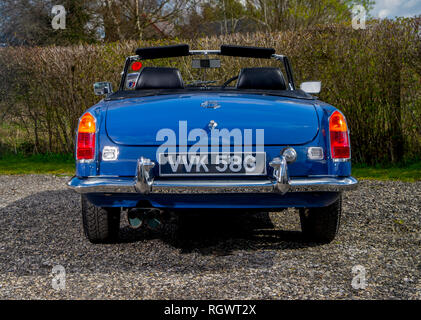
<box><xmin>105</xmin><ymin>93</ymin><xmax>319</xmax><ymax>146</ymax></box>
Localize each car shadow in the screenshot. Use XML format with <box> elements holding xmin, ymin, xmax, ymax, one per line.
<box><xmin>0</xmin><ymin>188</ymin><xmax>320</xmax><ymax>276</ymax></box>
<box><xmin>118</xmin><ymin>209</ymin><xmax>318</xmax><ymax>255</ymax></box>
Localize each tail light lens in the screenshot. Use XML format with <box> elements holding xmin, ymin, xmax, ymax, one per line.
<box><xmin>329</xmin><ymin>111</ymin><xmax>350</xmax><ymax>159</ymax></box>
<box><xmin>77</xmin><ymin>112</ymin><xmax>96</xmax><ymax>160</ymax></box>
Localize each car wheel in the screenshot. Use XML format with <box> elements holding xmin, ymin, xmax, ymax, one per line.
<box><xmin>299</xmin><ymin>194</ymin><xmax>342</xmax><ymax>243</ymax></box>
<box><xmin>81</xmin><ymin>195</ymin><xmax>121</xmax><ymax>243</ymax></box>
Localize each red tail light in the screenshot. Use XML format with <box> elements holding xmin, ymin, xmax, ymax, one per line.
<box><xmin>329</xmin><ymin>111</ymin><xmax>350</xmax><ymax>159</ymax></box>
<box><xmin>77</xmin><ymin>112</ymin><xmax>96</xmax><ymax>160</ymax></box>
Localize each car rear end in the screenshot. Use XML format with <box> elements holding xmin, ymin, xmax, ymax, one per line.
<box><xmin>68</xmin><ymin>44</ymin><xmax>357</xmax><ymax>244</ymax></box>
<box><xmin>69</xmin><ymin>93</ymin><xmax>356</xmax><ymax>210</ymax></box>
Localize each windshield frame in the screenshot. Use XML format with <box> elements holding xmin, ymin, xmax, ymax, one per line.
<box><xmin>118</xmin><ymin>47</ymin><xmax>296</xmax><ymax>92</ymax></box>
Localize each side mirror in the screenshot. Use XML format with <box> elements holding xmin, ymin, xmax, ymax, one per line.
<box><xmin>300</xmin><ymin>81</ymin><xmax>321</xmax><ymax>94</ymax></box>
<box><xmin>94</xmin><ymin>82</ymin><xmax>113</xmax><ymax>96</ymax></box>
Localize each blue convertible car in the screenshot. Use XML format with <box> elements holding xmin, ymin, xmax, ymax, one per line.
<box><xmin>68</xmin><ymin>44</ymin><xmax>358</xmax><ymax>244</ymax></box>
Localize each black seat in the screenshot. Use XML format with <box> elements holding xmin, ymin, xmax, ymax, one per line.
<box><xmin>236</xmin><ymin>67</ymin><xmax>287</xmax><ymax>90</ymax></box>
<box><xmin>136</xmin><ymin>67</ymin><xmax>184</xmax><ymax>90</ymax></box>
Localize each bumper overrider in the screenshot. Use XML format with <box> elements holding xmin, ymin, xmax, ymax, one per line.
<box><xmin>68</xmin><ymin>156</ymin><xmax>358</xmax><ymax>194</ymax></box>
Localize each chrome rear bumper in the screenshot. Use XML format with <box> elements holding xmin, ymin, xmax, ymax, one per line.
<box><xmin>68</xmin><ymin>156</ymin><xmax>358</xmax><ymax>194</ymax></box>
<box><xmin>68</xmin><ymin>176</ymin><xmax>358</xmax><ymax>194</ymax></box>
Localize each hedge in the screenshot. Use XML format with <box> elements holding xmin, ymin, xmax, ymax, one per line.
<box><xmin>0</xmin><ymin>18</ymin><xmax>420</xmax><ymax>164</ymax></box>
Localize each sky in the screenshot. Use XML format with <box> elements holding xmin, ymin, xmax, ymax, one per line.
<box><xmin>371</xmin><ymin>0</ymin><xmax>421</xmax><ymax>18</ymax></box>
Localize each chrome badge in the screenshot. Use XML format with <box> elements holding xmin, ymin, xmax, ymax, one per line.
<box><xmin>208</xmin><ymin>120</ymin><xmax>218</xmax><ymax>130</ymax></box>
<box><xmin>201</xmin><ymin>101</ymin><xmax>220</xmax><ymax>109</ymax></box>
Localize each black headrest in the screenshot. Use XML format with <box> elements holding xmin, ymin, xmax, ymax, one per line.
<box><xmin>136</xmin><ymin>67</ymin><xmax>184</xmax><ymax>90</ymax></box>
<box><xmin>236</xmin><ymin>67</ymin><xmax>287</xmax><ymax>90</ymax></box>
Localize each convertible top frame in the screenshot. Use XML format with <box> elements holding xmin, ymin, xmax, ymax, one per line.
<box><xmin>118</xmin><ymin>44</ymin><xmax>296</xmax><ymax>91</ymax></box>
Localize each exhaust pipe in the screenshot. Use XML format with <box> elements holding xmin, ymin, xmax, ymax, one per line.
<box><xmin>127</xmin><ymin>208</ymin><xmax>162</xmax><ymax>230</ymax></box>
<box><xmin>127</xmin><ymin>209</ymin><xmax>145</xmax><ymax>229</ymax></box>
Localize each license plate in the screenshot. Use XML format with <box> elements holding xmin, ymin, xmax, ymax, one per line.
<box><xmin>159</xmin><ymin>152</ymin><xmax>266</xmax><ymax>176</ymax></box>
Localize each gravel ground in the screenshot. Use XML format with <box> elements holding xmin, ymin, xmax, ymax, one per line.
<box><xmin>0</xmin><ymin>174</ymin><xmax>419</xmax><ymax>299</ymax></box>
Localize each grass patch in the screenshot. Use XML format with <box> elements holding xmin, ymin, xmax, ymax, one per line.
<box><xmin>353</xmin><ymin>161</ymin><xmax>421</xmax><ymax>182</ymax></box>
<box><xmin>0</xmin><ymin>153</ymin><xmax>419</xmax><ymax>182</ymax></box>
<box><xmin>0</xmin><ymin>153</ymin><xmax>75</xmax><ymax>175</ymax></box>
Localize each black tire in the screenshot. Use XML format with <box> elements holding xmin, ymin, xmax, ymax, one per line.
<box><xmin>81</xmin><ymin>195</ymin><xmax>121</xmax><ymax>243</ymax></box>
<box><xmin>299</xmin><ymin>194</ymin><xmax>342</xmax><ymax>243</ymax></box>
